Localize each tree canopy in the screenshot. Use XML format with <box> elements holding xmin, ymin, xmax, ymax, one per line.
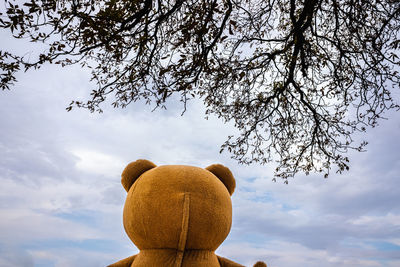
<box><xmin>1</xmin><ymin>0</ymin><xmax>399</xmax><ymax>181</ymax></box>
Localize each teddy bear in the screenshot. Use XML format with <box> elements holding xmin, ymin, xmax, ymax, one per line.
<box><xmin>108</xmin><ymin>159</ymin><xmax>267</xmax><ymax>267</ymax></box>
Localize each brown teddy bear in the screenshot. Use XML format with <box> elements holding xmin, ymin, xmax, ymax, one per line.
<box><xmin>108</xmin><ymin>159</ymin><xmax>267</xmax><ymax>267</ymax></box>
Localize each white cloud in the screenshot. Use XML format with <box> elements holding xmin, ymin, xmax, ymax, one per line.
<box><xmin>28</xmin><ymin>247</ymin><xmax>119</xmax><ymax>267</ymax></box>
<box><xmin>0</xmin><ymin>208</ymin><xmax>101</xmax><ymax>245</ymax></box>
<box><xmin>349</xmin><ymin>213</ymin><xmax>400</xmax><ymax>227</ymax></box>
<box><xmin>218</xmin><ymin>241</ymin><xmax>385</xmax><ymax>267</ymax></box>
<box><xmin>0</xmin><ymin>247</ymin><xmax>34</xmax><ymax>267</ymax></box>
<box><xmin>71</xmin><ymin>149</ymin><xmax>125</xmax><ymax>178</ymax></box>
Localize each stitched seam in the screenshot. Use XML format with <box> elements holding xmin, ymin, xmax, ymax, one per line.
<box><xmin>175</xmin><ymin>192</ymin><xmax>190</xmax><ymax>267</ymax></box>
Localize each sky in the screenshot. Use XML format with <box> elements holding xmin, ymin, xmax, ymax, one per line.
<box><xmin>1</xmin><ymin>32</ymin><xmax>400</xmax><ymax>267</ymax></box>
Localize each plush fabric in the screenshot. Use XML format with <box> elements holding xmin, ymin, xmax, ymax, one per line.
<box><xmin>108</xmin><ymin>159</ymin><xmax>266</xmax><ymax>267</ymax></box>
<box><xmin>253</xmin><ymin>261</ymin><xmax>267</xmax><ymax>267</ymax></box>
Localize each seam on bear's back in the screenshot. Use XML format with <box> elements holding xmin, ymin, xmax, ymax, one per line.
<box><xmin>174</xmin><ymin>192</ymin><xmax>190</xmax><ymax>267</ymax></box>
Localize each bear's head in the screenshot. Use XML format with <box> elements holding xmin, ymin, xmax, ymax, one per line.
<box><xmin>121</xmin><ymin>159</ymin><xmax>235</xmax><ymax>252</ymax></box>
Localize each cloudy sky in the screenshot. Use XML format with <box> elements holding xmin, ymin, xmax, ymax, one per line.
<box><xmin>1</xmin><ymin>29</ymin><xmax>400</xmax><ymax>267</ymax></box>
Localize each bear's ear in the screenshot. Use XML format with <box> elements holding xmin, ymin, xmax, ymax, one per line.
<box><xmin>121</xmin><ymin>159</ymin><xmax>157</xmax><ymax>192</ymax></box>
<box><xmin>205</xmin><ymin>164</ymin><xmax>236</xmax><ymax>196</ymax></box>
<box><xmin>253</xmin><ymin>261</ymin><xmax>267</xmax><ymax>267</ymax></box>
